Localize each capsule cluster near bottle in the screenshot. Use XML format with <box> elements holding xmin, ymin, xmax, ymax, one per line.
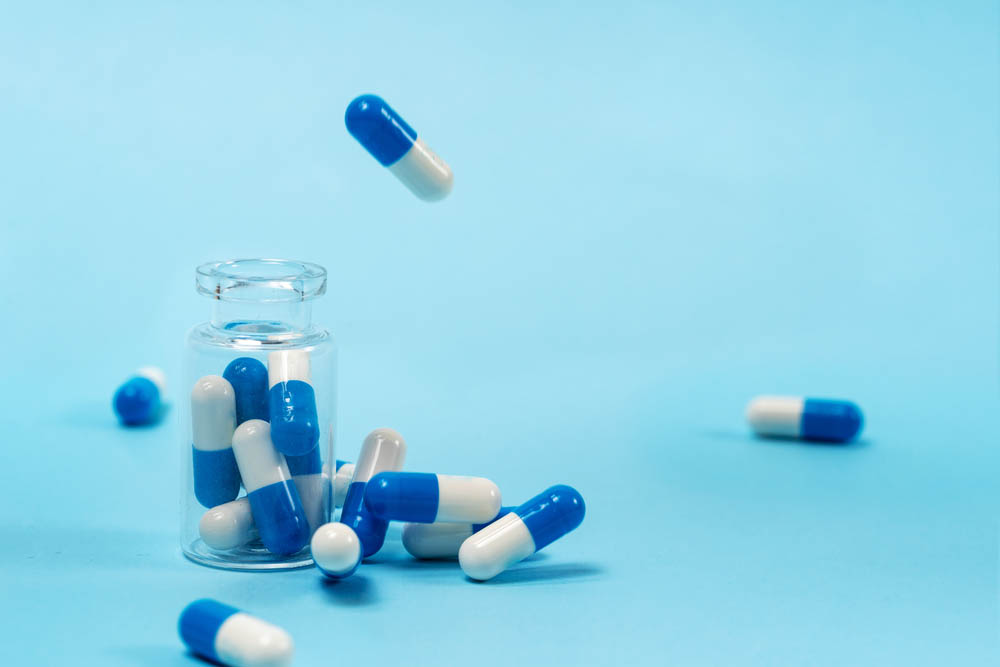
<box><xmin>309</xmin><ymin>427</ymin><xmax>586</xmax><ymax>582</ymax></box>
<box><xmin>191</xmin><ymin>351</ymin><xmax>331</xmax><ymax>558</ymax></box>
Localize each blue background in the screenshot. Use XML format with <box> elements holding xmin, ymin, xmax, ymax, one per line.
<box><xmin>1</xmin><ymin>1</ymin><xmax>997</xmax><ymax>664</ymax></box>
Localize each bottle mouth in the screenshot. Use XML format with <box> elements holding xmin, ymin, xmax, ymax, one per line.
<box><xmin>196</xmin><ymin>259</ymin><xmax>327</xmax><ymax>303</ymax></box>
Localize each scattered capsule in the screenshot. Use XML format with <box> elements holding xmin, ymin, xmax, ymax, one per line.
<box><xmin>179</xmin><ymin>599</ymin><xmax>293</xmax><ymax>667</ymax></box>
<box><xmin>199</xmin><ymin>497</ymin><xmax>257</xmax><ymax>551</ymax></box>
<box><xmin>190</xmin><ymin>375</ymin><xmax>241</xmax><ymax>508</ymax></box>
<box><xmin>267</xmin><ymin>351</ymin><xmax>320</xmax><ymax>456</ymax></box>
<box><xmin>113</xmin><ymin>366</ymin><xmax>165</xmax><ymax>425</ymax></box>
<box><xmin>402</xmin><ymin>507</ymin><xmax>514</xmax><ymax>560</ymax></box>
<box><xmin>340</xmin><ymin>428</ymin><xmax>407</xmax><ymax>558</ymax></box>
<box><xmin>286</xmin><ymin>445</ymin><xmax>325</xmax><ymax>535</ymax></box>
<box><xmin>459</xmin><ymin>484</ymin><xmax>585</xmax><ymax>581</ymax></box>
<box><xmin>365</xmin><ymin>472</ymin><xmax>501</xmax><ymax>524</ymax></box>
<box><xmin>345</xmin><ymin>94</ymin><xmax>453</xmax><ymax>202</ymax></box>
<box><xmin>311</xmin><ymin>522</ymin><xmax>363</xmax><ymax>579</ymax></box>
<box><xmin>745</xmin><ymin>396</ymin><xmax>864</xmax><ymax>442</ymax></box>
<box><xmin>223</xmin><ymin>357</ymin><xmax>269</xmax><ymax>425</ymax></box>
<box><xmin>231</xmin><ymin>420</ymin><xmax>310</xmax><ymax>555</ymax></box>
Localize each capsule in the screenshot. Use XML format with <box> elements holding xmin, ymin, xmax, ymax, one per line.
<box><xmin>340</xmin><ymin>428</ymin><xmax>407</xmax><ymax>558</ymax></box>
<box><xmin>459</xmin><ymin>484</ymin><xmax>585</xmax><ymax>581</ymax></box>
<box><xmin>311</xmin><ymin>522</ymin><xmax>363</xmax><ymax>579</ymax></box>
<box><xmin>223</xmin><ymin>357</ymin><xmax>269</xmax><ymax>425</ymax></box>
<box><xmin>286</xmin><ymin>445</ymin><xmax>325</xmax><ymax>535</ymax></box>
<box><xmin>322</xmin><ymin>459</ymin><xmax>355</xmax><ymax>508</ymax></box>
<box><xmin>267</xmin><ymin>351</ymin><xmax>320</xmax><ymax>457</ymax></box>
<box><xmin>199</xmin><ymin>497</ymin><xmax>257</xmax><ymax>551</ymax></box>
<box><xmin>745</xmin><ymin>396</ymin><xmax>864</xmax><ymax>442</ymax></box>
<box><xmin>178</xmin><ymin>599</ymin><xmax>293</xmax><ymax>667</ymax></box>
<box><xmin>113</xmin><ymin>366</ymin><xmax>165</xmax><ymax>425</ymax></box>
<box><xmin>365</xmin><ymin>472</ymin><xmax>501</xmax><ymax>524</ymax></box>
<box><xmin>231</xmin><ymin>420</ymin><xmax>310</xmax><ymax>555</ymax></box>
<box><xmin>345</xmin><ymin>94</ymin><xmax>453</xmax><ymax>202</ymax></box>
<box><xmin>402</xmin><ymin>507</ymin><xmax>514</xmax><ymax>560</ymax></box>
<box><xmin>190</xmin><ymin>375</ymin><xmax>241</xmax><ymax>508</ymax></box>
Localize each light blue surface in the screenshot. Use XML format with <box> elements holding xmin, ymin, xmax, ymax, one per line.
<box><xmin>1</xmin><ymin>2</ymin><xmax>997</xmax><ymax>664</ymax></box>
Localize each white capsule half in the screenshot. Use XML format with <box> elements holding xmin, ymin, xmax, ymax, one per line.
<box><xmin>352</xmin><ymin>428</ymin><xmax>407</xmax><ymax>484</ymax></box>
<box><xmin>267</xmin><ymin>350</ymin><xmax>311</xmax><ymax>387</ymax></box>
<box><xmin>322</xmin><ymin>461</ymin><xmax>356</xmax><ymax>508</ymax></box>
<box><xmin>136</xmin><ymin>365</ymin><xmax>167</xmax><ymax>395</ymax></box>
<box><xmin>199</xmin><ymin>498</ymin><xmax>257</xmax><ymax>551</ymax></box>
<box><xmin>231</xmin><ymin>421</ymin><xmax>290</xmax><ymax>493</ymax></box>
<box><xmin>191</xmin><ymin>375</ymin><xmax>237</xmax><ymax>451</ymax></box>
<box><xmin>387</xmin><ymin>138</ymin><xmax>453</xmax><ymax>202</ymax></box>
<box><xmin>458</xmin><ymin>513</ymin><xmax>536</xmax><ymax>581</ymax></box>
<box><xmin>745</xmin><ymin>396</ymin><xmax>804</xmax><ymax>438</ymax></box>
<box><xmin>293</xmin><ymin>473</ymin><xmax>325</xmax><ymax>535</ymax></box>
<box><xmin>402</xmin><ymin>522</ymin><xmax>475</xmax><ymax>559</ymax></box>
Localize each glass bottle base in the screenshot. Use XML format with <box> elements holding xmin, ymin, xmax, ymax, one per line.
<box><xmin>182</xmin><ymin>539</ymin><xmax>315</xmax><ymax>571</ymax></box>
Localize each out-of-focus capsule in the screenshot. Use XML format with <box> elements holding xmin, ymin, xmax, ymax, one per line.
<box><xmin>322</xmin><ymin>460</ymin><xmax>355</xmax><ymax>508</ymax></box>
<box><xmin>340</xmin><ymin>428</ymin><xmax>406</xmax><ymax>558</ymax></box>
<box><xmin>231</xmin><ymin>420</ymin><xmax>310</xmax><ymax>555</ymax></box>
<box><xmin>267</xmin><ymin>351</ymin><xmax>320</xmax><ymax>457</ymax></box>
<box><xmin>199</xmin><ymin>497</ymin><xmax>257</xmax><ymax>551</ymax></box>
<box><xmin>459</xmin><ymin>485</ymin><xmax>585</xmax><ymax>581</ymax></box>
<box><xmin>286</xmin><ymin>445</ymin><xmax>324</xmax><ymax>535</ymax></box>
<box><xmin>311</xmin><ymin>522</ymin><xmax>362</xmax><ymax>579</ymax></box>
<box><xmin>402</xmin><ymin>507</ymin><xmax>514</xmax><ymax>560</ymax></box>
<box><xmin>345</xmin><ymin>94</ymin><xmax>453</xmax><ymax>202</ymax></box>
<box><xmin>745</xmin><ymin>396</ymin><xmax>864</xmax><ymax>442</ymax></box>
<box><xmin>365</xmin><ymin>472</ymin><xmax>501</xmax><ymax>523</ymax></box>
<box><xmin>179</xmin><ymin>599</ymin><xmax>293</xmax><ymax>667</ymax></box>
<box><xmin>190</xmin><ymin>375</ymin><xmax>241</xmax><ymax>508</ymax></box>
<box><xmin>113</xmin><ymin>366</ymin><xmax>166</xmax><ymax>425</ymax></box>
<box><xmin>223</xmin><ymin>357</ymin><xmax>269</xmax><ymax>425</ymax></box>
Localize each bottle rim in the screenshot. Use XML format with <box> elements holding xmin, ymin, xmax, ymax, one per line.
<box><xmin>196</xmin><ymin>258</ymin><xmax>327</xmax><ymax>303</ymax></box>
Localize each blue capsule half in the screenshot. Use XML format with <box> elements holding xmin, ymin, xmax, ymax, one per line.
<box><xmin>341</xmin><ymin>481</ymin><xmax>389</xmax><ymax>559</ymax></box>
<box><xmin>345</xmin><ymin>94</ymin><xmax>417</xmax><ymax>167</ymax></box>
<box><xmin>223</xmin><ymin>357</ymin><xmax>269</xmax><ymax>425</ymax></box>
<box><xmin>514</xmin><ymin>484</ymin><xmax>587</xmax><ymax>552</ymax></box>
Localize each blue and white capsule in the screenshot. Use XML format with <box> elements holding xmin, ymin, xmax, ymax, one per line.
<box><xmin>459</xmin><ymin>485</ymin><xmax>585</xmax><ymax>581</ymax></box>
<box><xmin>340</xmin><ymin>428</ymin><xmax>407</xmax><ymax>558</ymax></box>
<box><xmin>179</xmin><ymin>599</ymin><xmax>293</xmax><ymax>667</ymax></box>
<box><xmin>345</xmin><ymin>94</ymin><xmax>453</xmax><ymax>202</ymax></box>
<box><xmin>286</xmin><ymin>445</ymin><xmax>325</xmax><ymax>535</ymax></box>
<box><xmin>113</xmin><ymin>366</ymin><xmax>165</xmax><ymax>425</ymax></box>
<box><xmin>310</xmin><ymin>522</ymin><xmax>362</xmax><ymax>579</ymax></box>
<box><xmin>402</xmin><ymin>507</ymin><xmax>514</xmax><ymax>560</ymax></box>
<box><xmin>231</xmin><ymin>420</ymin><xmax>310</xmax><ymax>555</ymax></box>
<box><xmin>267</xmin><ymin>350</ymin><xmax>320</xmax><ymax>457</ymax></box>
<box><xmin>223</xmin><ymin>357</ymin><xmax>269</xmax><ymax>425</ymax></box>
<box><xmin>199</xmin><ymin>497</ymin><xmax>257</xmax><ymax>551</ymax></box>
<box><xmin>746</xmin><ymin>396</ymin><xmax>864</xmax><ymax>443</ymax></box>
<box><xmin>190</xmin><ymin>375</ymin><xmax>241</xmax><ymax>508</ymax></box>
<box><xmin>365</xmin><ymin>472</ymin><xmax>501</xmax><ymax>524</ymax></box>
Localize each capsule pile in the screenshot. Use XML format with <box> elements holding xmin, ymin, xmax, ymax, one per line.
<box><xmin>192</xmin><ymin>352</ymin><xmax>586</xmax><ymax>582</ymax></box>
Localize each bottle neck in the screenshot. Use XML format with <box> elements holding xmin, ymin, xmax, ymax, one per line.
<box><xmin>210</xmin><ymin>299</ymin><xmax>313</xmax><ymax>337</ymax></box>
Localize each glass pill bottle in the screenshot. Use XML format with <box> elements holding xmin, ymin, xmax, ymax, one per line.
<box><xmin>181</xmin><ymin>259</ymin><xmax>336</xmax><ymax>570</ymax></box>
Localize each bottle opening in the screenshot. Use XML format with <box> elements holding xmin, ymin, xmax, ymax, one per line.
<box><xmin>196</xmin><ymin>259</ymin><xmax>327</xmax><ymax>303</ymax></box>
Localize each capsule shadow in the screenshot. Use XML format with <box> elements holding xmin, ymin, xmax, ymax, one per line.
<box><xmin>319</xmin><ymin>573</ymin><xmax>378</xmax><ymax>606</ymax></box>
<box><xmin>470</xmin><ymin>561</ymin><xmax>605</xmax><ymax>585</ymax></box>
<box><xmin>751</xmin><ymin>434</ymin><xmax>873</xmax><ymax>449</ymax></box>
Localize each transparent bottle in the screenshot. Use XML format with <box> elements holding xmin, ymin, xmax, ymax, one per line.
<box><xmin>181</xmin><ymin>259</ymin><xmax>336</xmax><ymax>570</ymax></box>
